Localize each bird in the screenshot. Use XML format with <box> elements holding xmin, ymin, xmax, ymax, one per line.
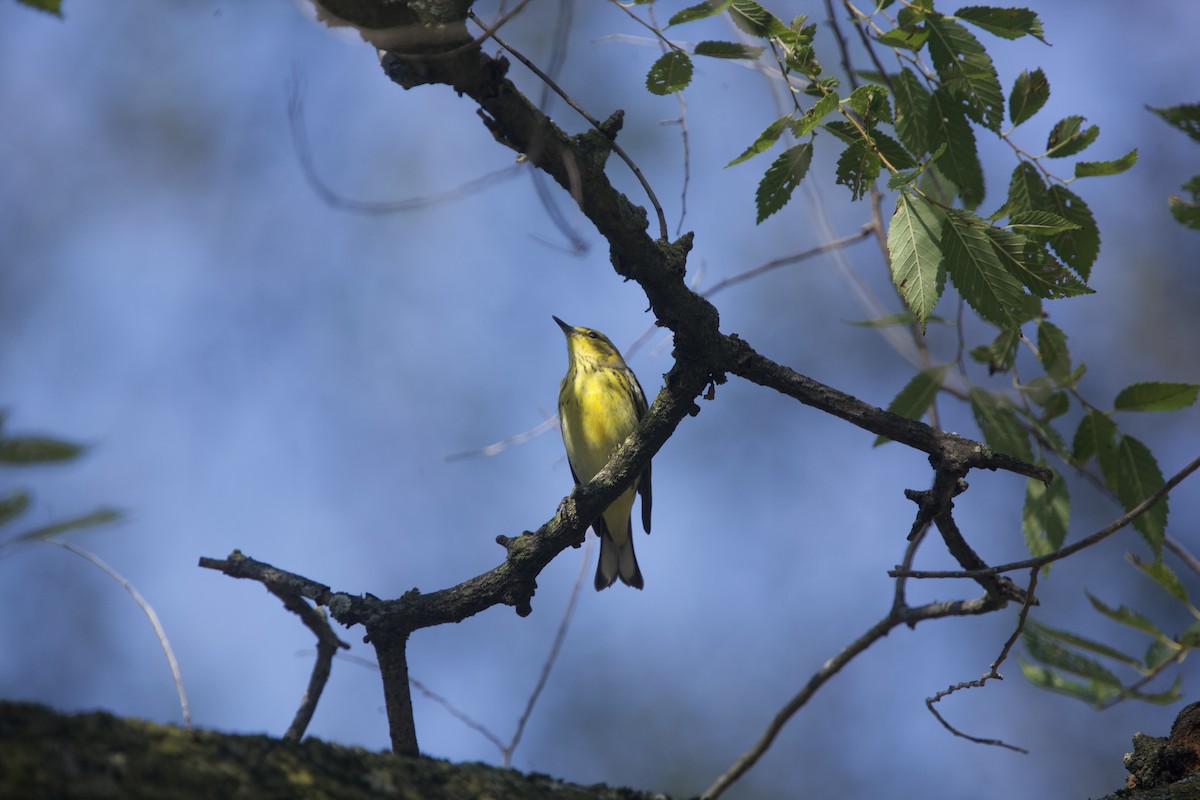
<box><xmin>553</xmin><ymin>316</ymin><xmax>652</xmax><ymax>590</ymax></box>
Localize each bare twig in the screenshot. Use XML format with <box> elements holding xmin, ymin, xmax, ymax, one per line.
<box><xmin>924</xmin><ymin>568</ymin><xmax>1040</xmax><ymax>754</ymax></box>
<box><xmin>265</xmin><ymin>586</ymin><xmax>350</xmax><ymax>741</ymax></box>
<box><xmin>894</xmin><ymin>454</ymin><xmax>1200</xmax><ymax>581</ymax></box>
<box><xmin>467</xmin><ymin>10</ymin><xmax>670</xmax><ymax>241</ymax></box>
<box><xmin>51</xmin><ymin>540</ymin><xmax>191</xmax><ymax>728</ymax></box>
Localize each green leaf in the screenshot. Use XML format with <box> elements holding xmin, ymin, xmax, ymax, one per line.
<box><xmin>1180</xmin><ymin>620</ymin><xmax>1200</xmax><ymax>649</ymax></box>
<box><xmin>1169</xmin><ymin>188</ymin><xmax>1200</xmax><ymax>229</ymax></box>
<box><xmin>1024</xmin><ymin>624</ymin><xmax>1122</xmax><ymax>686</ymax></box>
<box><xmin>970</xmin><ymin>388</ymin><xmax>1033</xmax><ymax>462</ymax></box>
<box><xmin>1037</xmin><ymin>320</ymin><xmax>1071</xmax><ymax>383</ymax></box>
<box><xmin>887</xmin><ymin>192</ymin><xmax>945</xmax><ymax>327</ymax></box>
<box><xmin>1007</xmin><ymin>161</ymin><xmax>1047</xmax><ymax>214</ymax></box>
<box><xmin>877</xmin><ymin>25</ymin><xmax>929</xmax><ymax>50</ymax></box>
<box><xmin>969</xmin><ymin>325</ymin><xmax>1020</xmax><ymax>374</ymax></box>
<box><xmin>668</xmin><ymin>0</ymin><xmax>734</xmax><ymax>26</ymax></box>
<box><xmin>0</xmin><ymin>436</ymin><xmax>86</xmax><ymax>464</ymax></box>
<box><xmin>1022</xmin><ymin>471</ymin><xmax>1069</xmax><ymax>558</ymax></box>
<box><xmin>835</xmin><ymin>140</ymin><xmax>881</xmax><ymax>201</ymax></box>
<box><xmin>925</xmin><ymin>16</ymin><xmax>1004</xmax><ymax>132</ymax></box>
<box><xmin>16</xmin><ymin>0</ymin><xmax>62</xmax><ymax>14</ymax></box>
<box><xmin>942</xmin><ymin>210</ymin><xmax>1025</xmax><ymax>326</ymax></box>
<box><xmin>871</xmin><ymin>129</ymin><xmax>917</xmax><ymax>170</ymax></box>
<box><xmin>1020</xmin><ymin>662</ymin><xmax>1117</xmax><ymax>707</ymax></box>
<box><xmin>954</xmin><ymin>6</ymin><xmax>1045</xmax><ymax>41</ymax></box>
<box><xmin>1072</xmin><ymin>409</ymin><xmax>1117</xmax><ymax>474</ymax></box>
<box><xmin>0</xmin><ymin>489</ymin><xmax>31</xmax><ymax>528</ymax></box>
<box><xmin>847</xmin><ymin>85</ymin><xmax>893</xmax><ymax>126</ymax></box>
<box><xmin>756</xmin><ymin>143</ymin><xmax>813</xmax><ymax>223</ymax></box>
<box><xmin>848</xmin><ymin>311</ymin><xmax>951</xmax><ymax>327</ymax></box>
<box><xmin>1031</xmin><ymin>619</ymin><xmax>1143</xmax><ymax>669</ymax></box>
<box><xmin>693</xmin><ymin>40</ymin><xmax>765</xmax><ymax>59</ymax></box>
<box><xmin>727</xmin><ymin>115</ymin><xmax>793</xmax><ymax>166</ymax></box>
<box><xmin>1088</xmin><ymin>593</ymin><xmax>1166</xmax><ymax>639</ymax></box>
<box><xmin>1045</xmin><ymin>116</ymin><xmax>1100</xmax><ymax>158</ymax></box>
<box><xmin>12</xmin><ymin>508</ymin><xmax>122</xmax><ymax>545</ymax></box>
<box><xmin>1009</xmin><ymin>68</ymin><xmax>1049</xmax><ymax>126</ymax></box>
<box><xmin>729</xmin><ymin>0</ymin><xmax>777</xmax><ymax>37</ymax></box>
<box><xmin>874</xmin><ymin>365</ymin><xmax>948</xmax><ymax>446</ymax></box>
<box><xmin>794</xmin><ymin>91</ymin><xmax>840</xmax><ymax>136</ymax></box>
<box><xmin>1129</xmin><ymin>556</ymin><xmax>1188</xmax><ymax>604</ymax></box>
<box><xmin>1075</xmin><ymin>149</ymin><xmax>1138</xmax><ymax>178</ymax></box>
<box><xmin>1149</xmin><ymin>103</ymin><xmax>1200</xmax><ymax>145</ymax></box>
<box><xmin>1113</xmin><ymin>436</ymin><xmax>1168</xmax><ymax>556</ymax></box>
<box><xmin>928</xmin><ymin>88</ymin><xmax>985</xmax><ymax>208</ymax></box>
<box><xmin>1045</xmin><ymin>185</ymin><xmax>1100</xmax><ymax>279</ymax></box>
<box><xmin>1008</xmin><ymin>210</ymin><xmax>1080</xmax><ymax>238</ymax></box>
<box><xmin>892</xmin><ymin>68</ymin><xmax>931</xmax><ymax>154</ymax></box>
<box><xmin>1129</xmin><ymin>675</ymin><xmax>1184</xmax><ymax>705</ymax></box>
<box><xmin>1143</xmin><ymin>638</ymin><xmax>1179</xmax><ymax>671</ymax></box>
<box><xmin>986</xmin><ymin>232</ymin><xmax>1093</xmax><ymax>300</ymax></box>
<box><xmin>646</xmin><ymin>51</ymin><xmax>694</xmax><ymax>95</ymax></box>
<box><xmin>1114</xmin><ymin>382</ymin><xmax>1200</xmax><ymax>412</ymax></box>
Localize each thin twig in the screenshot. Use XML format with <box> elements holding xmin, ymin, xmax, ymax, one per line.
<box><xmin>265</xmin><ymin>586</ymin><xmax>350</xmax><ymax>741</ymax></box>
<box><xmin>51</xmin><ymin>540</ymin><xmax>191</xmax><ymax>727</ymax></box>
<box><xmin>894</xmin><ymin>455</ymin><xmax>1200</xmax><ymax>580</ymax></box>
<box><xmin>468</xmin><ymin>10</ymin><xmax>670</xmax><ymax>241</ymax></box>
<box><xmin>924</xmin><ymin>568</ymin><xmax>1039</xmax><ymax>754</ymax></box>
<box><xmin>1166</xmin><ymin>534</ymin><xmax>1200</xmax><ymax>579</ymax></box>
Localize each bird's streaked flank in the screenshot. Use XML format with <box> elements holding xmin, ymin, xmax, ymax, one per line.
<box><xmin>553</xmin><ymin>316</ymin><xmax>652</xmax><ymax>590</ymax></box>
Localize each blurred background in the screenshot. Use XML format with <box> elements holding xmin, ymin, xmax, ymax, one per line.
<box><xmin>1</xmin><ymin>0</ymin><xmax>1198</xmax><ymax>797</ymax></box>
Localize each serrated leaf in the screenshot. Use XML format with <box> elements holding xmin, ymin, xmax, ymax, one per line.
<box><xmin>0</xmin><ymin>436</ymin><xmax>86</xmax><ymax>464</ymax></box>
<box><xmin>1088</xmin><ymin>593</ymin><xmax>1166</xmax><ymax>638</ymax></box>
<box><xmin>835</xmin><ymin>140</ymin><xmax>881</xmax><ymax>201</ymax></box>
<box><xmin>925</xmin><ymin>16</ymin><xmax>1004</xmax><ymax>132</ymax></box>
<box><xmin>1045</xmin><ymin>185</ymin><xmax>1100</xmax><ymax>279</ymax></box>
<box><xmin>794</xmin><ymin>91</ymin><xmax>839</xmax><ymax>136</ymax></box>
<box><xmin>1143</xmin><ymin>638</ymin><xmax>1179</xmax><ymax>671</ymax></box>
<box><xmin>942</xmin><ymin>210</ymin><xmax>1025</xmax><ymax>326</ymax></box>
<box><xmin>1129</xmin><ymin>556</ymin><xmax>1188</xmax><ymax>603</ymax></box>
<box><xmin>1036</xmin><ymin>320</ymin><xmax>1071</xmax><ymax>383</ymax></box>
<box><xmin>12</xmin><ymin>508</ymin><xmax>122</xmax><ymax>545</ymax></box>
<box><xmin>0</xmin><ymin>489</ymin><xmax>31</xmax><ymax>528</ymax></box>
<box><xmin>1023</xmin><ymin>471</ymin><xmax>1069</xmax><ymax>558</ymax></box>
<box><xmin>874</xmin><ymin>365</ymin><xmax>948</xmax><ymax>446</ymax></box>
<box><xmin>1114</xmin><ymin>437</ymin><xmax>1168</xmax><ymax>556</ymax></box>
<box><xmin>1149</xmin><ymin>103</ymin><xmax>1200</xmax><ymax>145</ymax></box>
<box><xmin>756</xmin><ymin>143</ymin><xmax>813</xmax><ymax>223</ymax></box>
<box><xmin>1009</xmin><ymin>68</ymin><xmax>1049</xmax><ymax>126</ymax></box>
<box><xmin>1009</xmin><ymin>210</ymin><xmax>1081</xmax><ymax>238</ymax></box>
<box><xmin>954</xmin><ymin>6</ymin><xmax>1045</xmax><ymax>41</ymax></box>
<box><xmin>892</xmin><ymin>68</ymin><xmax>931</xmax><ymax>155</ymax></box>
<box><xmin>970</xmin><ymin>388</ymin><xmax>1033</xmax><ymax>462</ymax></box>
<box><xmin>928</xmin><ymin>88</ymin><xmax>985</xmax><ymax>208</ymax></box>
<box><xmin>887</xmin><ymin>192</ymin><xmax>945</xmax><ymax>326</ymax></box>
<box><xmin>17</xmin><ymin>0</ymin><xmax>62</xmax><ymax>14</ymax></box>
<box><xmin>729</xmin><ymin>0</ymin><xmax>776</xmax><ymax>37</ymax></box>
<box><xmin>877</xmin><ymin>25</ymin><xmax>929</xmax><ymax>50</ymax></box>
<box><xmin>1032</xmin><ymin>619</ymin><xmax>1143</xmax><ymax>669</ymax></box>
<box><xmin>1007</xmin><ymin>161</ymin><xmax>1047</xmax><ymax>214</ymax></box>
<box><xmin>693</xmin><ymin>40</ymin><xmax>765</xmax><ymax>59</ymax></box>
<box><xmin>1038</xmin><ymin>389</ymin><xmax>1069</xmax><ymax>419</ymax></box>
<box><xmin>1020</xmin><ymin>662</ymin><xmax>1117</xmax><ymax>707</ymax></box>
<box><xmin>1075</xmin><ymin>149</ymin><xmax>1138</xmax><ymax>178</ymax></box>
<box><xmin>668</xmin><ymin>0</ymin><xmax>734</xmax><ymax>26</ymax></box>
<box><xmin>986</xmin><ymin>232</ymin><xmax>1093</xmax><ymax>300</ymax></box>
<box><xmin>1024</xmin><ymin>625</ymin><xmax>1122</xmax><ymax>686</ymax></box>
<box><xmin>1114</xmin><ymin>382</ymin><xmax>1200</xmax><ymax>412</ymax></box>
<box><xmin>1045</xmin><ymin>116</ymin><xmax>1100</xmax><ymax>158</ymax></box>
<box><xmin>847</xmin><ymin>85</ymin><xmax>893</xmax><ymax>126</ymax></box>
<box><xmin>727</xmin><ymin>115</ymin><xmax>793</xmax><ymax>166</ymax></box>
<box><xmin>1072</xmin><ymin>410</ymin><xmax>1118</xmax><ymax>480</ymax></box>
<box><xmin>872</xmin><ymin>129</ymin><xmax>916</xmax><ymax>170</ymax></box>
<box><xmin>646</xmin><ymin>50</ymin><xmax>694</xmax><ymax>95</ymax></box>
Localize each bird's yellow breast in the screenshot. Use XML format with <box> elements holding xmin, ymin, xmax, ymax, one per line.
<box><xmin>559</xmin><ymin>369</ymin><xmax>640</xmax><ymax>483</ymax></box>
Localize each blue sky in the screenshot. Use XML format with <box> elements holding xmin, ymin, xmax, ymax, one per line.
<box><xmin>2</xmin><ymin>1</ymin><xmax>1199</xmax><ymax>798</ymax></box>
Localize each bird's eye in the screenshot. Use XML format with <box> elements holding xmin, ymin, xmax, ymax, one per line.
<box><xmin>587</xmin><ymin>331</ymin><xmax>600</xmax><ymax>339</ymax></box>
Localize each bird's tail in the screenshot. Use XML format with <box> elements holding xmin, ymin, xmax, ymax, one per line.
<box><xmin>595</xmin><ymin>524</ymin><xmax>643</xmax><ymax>591</ymax></box>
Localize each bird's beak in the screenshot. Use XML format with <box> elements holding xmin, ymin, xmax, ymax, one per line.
<box><xmin>552</xmin><ymin>316</ymin><xmax>573</xmax><ymax>335</ymax></box>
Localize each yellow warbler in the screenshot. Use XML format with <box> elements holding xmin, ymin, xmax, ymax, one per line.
<box><xmin>553</xmin><ymin>316</ymin><xmax>652</xmax><ymax>590</ymax></box>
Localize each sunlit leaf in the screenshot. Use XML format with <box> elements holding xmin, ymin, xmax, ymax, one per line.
<box><xmin>954</xmin><ymin>6</ymin><xmax>1045</xmax><ymax>42</ymax></box>
<box><xmin>1045</xmin><ymin>115</ymin><xmax>1100</xmax><ymax>158</ymax></box>
<box><xmin>1075</xmin><ymin>149</ymin><xmax>1138</xmax><ymax>178</ymax></box>
<box><xmin>835</xmin><ymin>140</ymin><xmax>881</xmax><ymax>201</ymax></box>
<box><xmin>942</xmin><ymin>209</ymin><xmax>1024</xmax><ymax>326</ymax></box>
<box><xmin>887</xmin><ymin>192</ymin><xmax>945</xmax><ymax>326</ymax></box>
<box><xmin>668</xmin><ymin>0</ymin><xmax>734</xmax><ymax>26</ymax></box>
